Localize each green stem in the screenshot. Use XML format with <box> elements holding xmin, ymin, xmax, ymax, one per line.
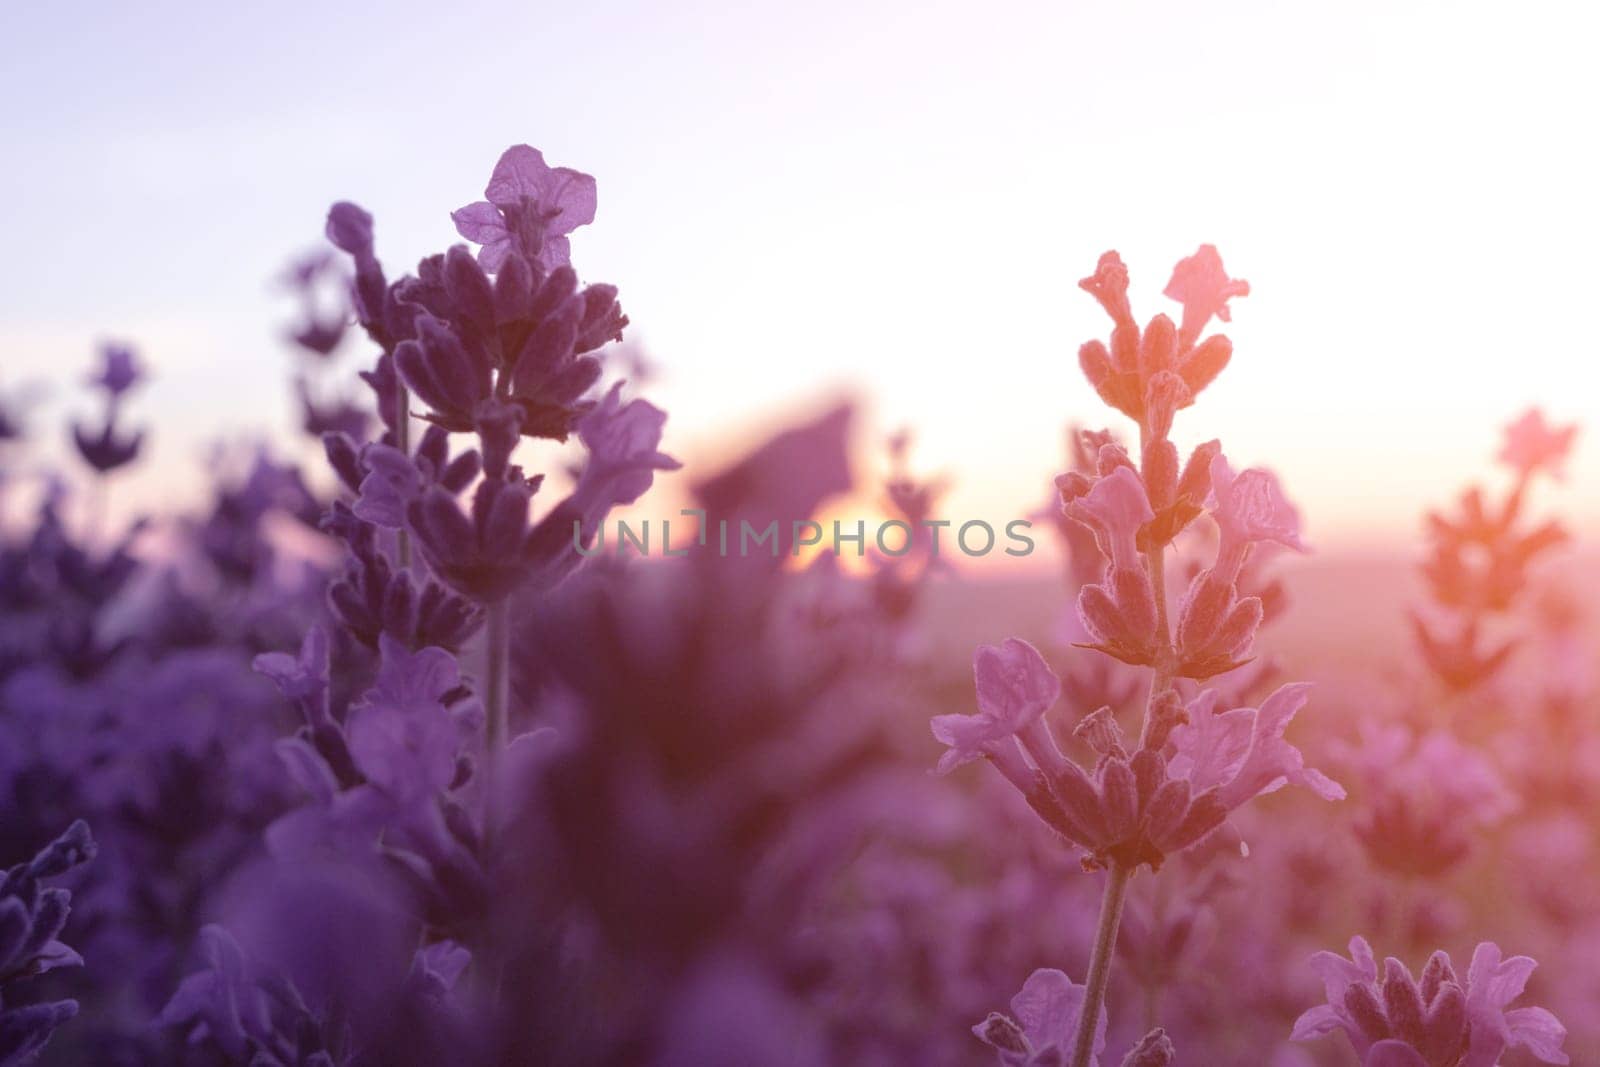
<box><xmin>1070</xmin><ymin>861</ymin><xmax>1132</xmax><ymax>1067</ymax></box>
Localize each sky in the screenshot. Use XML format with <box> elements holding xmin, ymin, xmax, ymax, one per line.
<box><xmin>2</xmin><ymin>0</ymin><xmax>1597</xmax><ymax>553</ymax></box>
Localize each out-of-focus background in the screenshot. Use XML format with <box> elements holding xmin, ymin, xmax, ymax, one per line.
<box><xmin>2</xmin><ymin>0</ymin><xmax>1596</xmax><ymax>553</ymax></box>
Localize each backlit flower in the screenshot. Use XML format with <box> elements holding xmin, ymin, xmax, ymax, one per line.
<box><xmin>452</xmin><ymin>145</ymin><xmax>598</xmax><ymax>272</ymax></box>
<box><xmin>1291</xmin><ymin>936</ymin><xmax>1568</xmax><ymax>1066</ymax></box>
<box><xmin>1498</xmin><ymin>408</ymin><xmax>1577</xmax><ymax>481</ymax></box>
<box><xmin>972</xmin><ymin>967</ymin><xmax>1107</xmax><ymax>1066</ymax></box>
<box><xmin>931</xmin><ymin>638</ymin><xmax>1060</xmax><ymax>775</ymax></box>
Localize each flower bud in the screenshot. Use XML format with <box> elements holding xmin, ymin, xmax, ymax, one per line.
<box><xmin>1100</xmin><ymin>758</ymin><xmax>1140</xmax><ymax>842</ymax></box>
<box><xmin>1178</xmin><ymin>333</ymin><xmax>1232</xmax><ymax>396</ymax></box>
<box><xmin>1096</xmin><ymin>442</ymin><xmax>1135</xmax><ymax>477</ymax></box>
<box><xmin>1143</xmin><ymin>371</ymin><xmax>1192</xmax><ymax>442</ymax></box>
<box><xmin>974</xmin><ymin>1013</ymin><xmax>1029</xmax><ymax>1055</ymax></box>
<box><xmin>1110</xmin><ymin>565</ymin><xmax>1158</xmax><ymax>645</ymax></box>
<box><xmin>1120</xmin><ymin>1028</ymin><xmax>1176</xmax><ymax>1067</ymax></box>
<box><xmin>1176</xmin><ymin>439</ymin><xmax>1221</xmax><ymax>502</ymax></box>
<box><xmin>1176</xmin><ymin>569</ymin><xmax>1234</xmax><ymax>655</ymax></box>
<box><xmin>1141</xmin><ymin>778</ymin><xmax>1191</xmax><ymax>845</ymax></box>
<box><xmin>1343</xmin><ymin>983</ymin><xmax>1393</xmax><ymax>1043</ymax></box>
<box><xmin>1079</xmin><ymin>339</ymin><xmax>1114</xmax><ymax>390</ymax></box>
<box><xmin>1055</xmin><ymin>470</ymin><xmax>1094</xmax><ymax>507</ymax></box>
<box><xmin>1381</xmin><ymin>958</ymin><xmax>1427</xmax><ymax>1048</ymax></box>
<box><xmin>443</xmin><ymin>244</ymin><xmax>497</xmax><ymax>336</ymax></box>
<box><xmin>1142</xmin><ymin>438</ymin><xmax>1179</xmax><ymax>511</ymax></box>
<box><xmin>1138</xmin><ymin>313</ymin><xmax>1179</xmax><ymax>378</ymax></box>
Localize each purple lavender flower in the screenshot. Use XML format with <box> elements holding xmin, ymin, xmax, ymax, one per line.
<box><xmin>451</xmin><ymin>145</ymin><xmax>598</xmax><ymax>272</ymax></box>
<box><xmin>393</xmin><ymin>252</ymin><xmax>624</xmax><ymax>442</ymax></box>
<box><xmin>69</xmin><ymin>418</ymin><xmax>143</xmax><ymax>475</ymax></box>
<box><xmin>345</xmin><ymin>637</ymin><xmax>474</xmax><ymax>805</ymax></box>
<box><xmin>1332</xmin><ymin>724</ymin><xmax>1513</xmax><ymax>878</ymax></box>
<box><xmin>295</xmin><ymin>377</ymin><xmax>371</xmax><ymax>441</ymax></box>
<box><xmin>1119</xmin><ymin>1029</ymin><xmax>1176</xmax><ymax>1067</ymax></box>
<box><xmin>972</xmin><ymin>967</ymin><xmax>1107</xmax><ymax>1066</ymax></box>
<box><xmin>70</xmin><ymin>347</ymin><xmax>147</xmax><ymax>475</ymax></box>
<box><xmin>562</xmin><ymin>382</ymin><xmax>681</xmax><ymax>539</ymax></box>
<box><xmin>1</xmin><ymin>821</ymin><xmax>95</xmax><ymax>1066</ymax></box>
<box><xmin>326</xmin><ymin>201</ymin><xmax>394</xmax><ymax>346</ymax></box>
<box><xmin>408</xmin><ymin>470</ymin><xmax>542</xmax><ymax>604</ymax></box>
<box><xmin>350</xmin><ymin>425</ymin><xmax>481</xmax><ymax>530</ymax></box>
<box><xmin>321</xmin><ymin>510</ymin><xmax>484</xmax><ymax>651</ymax></box>
<box><xmin>279</xmin><ymin>248</ymin><xmax>350</xmax><ymax>358</ymax></box>
<box><xmin>1291</xmin><ymin>936</ymin><xmax>1569</xmax><ymax>1066</ymax></box>
<box><xmin>85</xmin><ymin>343</ymin><xmax>143</xmax><ymax>398</ymax></box>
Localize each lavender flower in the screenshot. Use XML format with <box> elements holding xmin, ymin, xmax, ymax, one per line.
<box><xmin>0</xmin><ymin>821</ymin><xmax>95</xmax><ymax>1066</ymax></box>
<box><xmin>935</xmin><ymin>669</ymin><xmax>1340</xmax><ymax>873</ymax></box>
<box><xmin>1498</xmin><ymin>408</ymin><xmax>1577</xmax><ymax>481</ymax></box>
<box><xmin>931</xmin><ymin>638</ymin><xmax>1061</xmax><ymax>777</ymax></box>
<box><xmin>972</xmin><ymin>968</ymin><xmax>1107</xmax><ymax>1066</ymax></box>
<box><xmin>451</xmin><ymin>145</ymin><xmax>598</xmax><ymax>272</ymax></box>
<box><xmin>1167</xmin><ymin>684</ymin><xmax>1344</xmax><ymax>813</ymax></box>
<box><xmin>85</xmin><ymin>344</ymin><xmax>143</xmax><ymax>398</ymax></box>
<box><xmin>70</xmin><ymin>345</ymin><xmax>147</xmax><ymax>475</ymax></box>
<box><xmin>1291</xmin><ymin>936</ymin><xmax>1568</xmax><ymax>1066</ymax></box>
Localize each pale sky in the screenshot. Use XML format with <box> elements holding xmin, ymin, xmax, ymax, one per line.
<box><xmin>2</xmin><ymin>0</ymin><xmax>1596</xmax><ymax>550</ymax></box>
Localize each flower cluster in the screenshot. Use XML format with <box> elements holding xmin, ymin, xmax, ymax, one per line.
<box><xmin>0</xmin><ymin>822</ymin><xmax>95</xmax><ymax>1065</ymax></box>
<box><xmin>1292</xmin><ymin>936</ymin><xmax>1567</xmax><ymax>1066</ymax></box>
<box><xmin>935</xmin><ymin>247</ymin><xmax>1342</xmax><ymax>1065</ymax></box>
<box><xmin>70</xmin><ymin>344</ymin><xmax>145</xmax><ymax>475</ymax></box>
<box><xmin>1411</xmin><ymin>409</ymin><xmax>1577</xmax><ymax>695</ymax></box>
<box><xmin>152</xmin><ymin>143</ymin><xmax>681</xmax><ymax>1066</ymax></box>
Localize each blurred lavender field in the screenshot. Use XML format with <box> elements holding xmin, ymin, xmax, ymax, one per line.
<box><xmin>1</xmin><ymin>135</ymin><xmax>1595</xmax><ymax>1067</ymax></box>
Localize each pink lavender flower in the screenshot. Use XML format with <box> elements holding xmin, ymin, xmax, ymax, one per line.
<box><xmin>1407</xmin><ymin>610</ymin><xmax>1518</xmax><ymax>693</ymax></box>
<box><xmin>1334</xmin><ymin>724</ymin><xmax>1514</xmax><ymax>878</ymax></box>
<box><xmin>931</xmin><ymin>638</ymin><xmax>1061</xmax><ymax>777</ymax></box>
<box><xmin>1120</xmin><ymin>1029</ymin><xmax>1176</xmax><ymax>1067</ymax></box>
<box><xmin>1206</xmin><ymin>454</ymin><xmax>1305</xmax><ymax>555</ymax></box>
<box><xmin>1067</xmin><ymin>468</ymin><xmax>1161</xmax><ymax>667</ymax></box>
<box><xmin>1291</xmin><ymin>936</ymin><xmax>1568</xmax><ymax>1066</ymax></box>
<box><xmin>972</xmin><ymin>967</ymin><xmax>1107</xmax><ymax>1066</ymax></box>
<box><xmin>1162</xmin><ymin>244</ymin><xmax>1250</xmax><ymax>350</ymax></box>
<box><xmin>936</xmin><ymin>664</ymin><xmax>1338</xmax><ymax>873</ymax></box>
<box><xmin>1167</xmin><ymin>684</ymin><xmax>1344</xmax><ymax>812</ymax></box>
<box><xmin>1076</xmin><ymin>247</ymin><xmax>1245</xmax><ymax>425</ymax></box>
<box><xmin>1497</xmin><ymin>408</ymin><xmax>1577</xmax><ymax>481</ymax></box>
<box><xmin>1067</xmin><ymin>466</ymin><xmax>1152</xmax><ymax>572</ymax></box>
<box><xmin>452</xmin><ymin>145</ymin><xmax>598</xmax><ymax>272</ymax></box>
<box><xmin>1173</xmin><ymin>454</ymin><xmax>1305</xmax><ymax>678</ymax></box>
